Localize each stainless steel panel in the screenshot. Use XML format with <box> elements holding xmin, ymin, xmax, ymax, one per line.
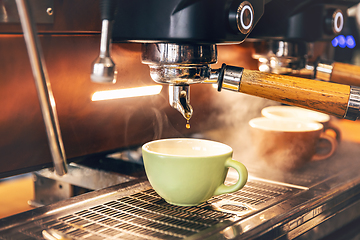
<box><xmin>0</xmin><ymin>0</ymin><xmax>101</xmax><ymax>33</ymax></box>
<box><xmin>0</xmin><ymin>0</ymin><xmax>54</xmax><ymax>24</ymax></box>
<box><xmin>31</xmin><ymin>163</ymin><xmax>136</xmax><ymax>206</ymax></box>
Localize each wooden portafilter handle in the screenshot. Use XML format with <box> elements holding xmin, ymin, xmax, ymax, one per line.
<box><xmin>315</xmin><ymin>61</ymin><xmax>360</xmax><ymax>87</ymax></box>
<box><xmin>216</xmin><ymin>64</ymin><xmax>360</xmax><ymax>120</ymax></box>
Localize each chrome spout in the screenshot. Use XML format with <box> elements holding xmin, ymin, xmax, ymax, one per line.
<box><xmin>142</xmin><ymin>43</ymin><xmax>215</xmax><ymax>122</ymax></box>
<box><xmin>169</xmin><ymin>85</ymin><xmax>193</xmax><ymax>121</ymax></box>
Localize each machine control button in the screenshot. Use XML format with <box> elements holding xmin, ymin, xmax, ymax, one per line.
<box><xmin>325</xmin><ymin>9</ymin><xmax>344</xmax><ymax>34</ymax></box>
<box><xmin>236</xmin><ymin>1</ymin><xmax>254</xmax><ymax>34</ymax></box>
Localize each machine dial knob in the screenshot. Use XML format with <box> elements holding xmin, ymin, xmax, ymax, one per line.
<box><xmin>236</xmin><ymin>1</ymin><xmax>254</xmax><ymax>34</ymax></box>
<box><xmin>325</xmin><ymin>9</ymin><xmax>344</xmax><ymax>35</ymax></box>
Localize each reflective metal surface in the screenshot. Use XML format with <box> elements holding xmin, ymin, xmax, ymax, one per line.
<box><xmin>0</xmin><ymin>0</ymin><xmax>54</xmax><ymax>24</ymax></box>
<box><xmin>221</xmin><ymin>65</ymin><xmax>244</xmax><ymax>92</ymax></box>
<box><xmin>148</xmin><ymin>65</ymin><xmax>211</xmax><ymax>85</ymax></box>
<box><xmin>345</xmin><ymin>86</ymin><xmax>360</xmax><ymax>121</ymax></box>
<box><xmin>315</xmin><ymin>60</ymin><xmax>334</xmax><ymax>82</ymax></box>
<box><xmin>168</xmin><ymin>85</ymin><xmax>193</xmax><ymax>121</ymax></box>
<box><xmin>91</xmin><ymin>19</ymin><xmax>117</xmax><ymax>83</ymax></box>
<box><xmin>142</xmin><ymin>43</ymin><xmax>217</xmax><ymax>85</ymax></box>
<box><xmin>42</xmin><ymin>229</ymin><xmax>73</xmax><ymax>240</ymax></box>
<box><xmin>16</xmin><ymin>0</ymin><xmax>67</xmax><ymax>176</ymax></box>
<box><xmin>2</xmin><ymin>141</ymin><xmax>360</xmax><ymax>239</ymax></box>
<box><xmin>141</xmin><ymin>43</ymin><xmax>217</xmax><ymax>65</ymax></box>
<box><xmin>30</xmin><ymin>163</ymin><xmax>136</xmax><ymax>207</ymax></box>
<box><xmin>141</xmin><ymin>43</ymin><xmax>218</xmax><ymax>121</ymax></box>
<box><xmin>253</xmin><ymin>41</ymin><xmax>310</xmax><ymax>75</ymax></box>
<box><xmin>0</xmin><ymin>176</ymin><xmax>304</xmax><ymax>239</ymax></box>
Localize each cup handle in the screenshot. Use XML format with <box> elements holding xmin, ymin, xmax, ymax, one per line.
<box><xmin>326</xmin><ymin>121</ymin><xmax>341</xmax><ymax>143</ymax></box>
<box><xmin>214</xmin><ymin>158</ymin><xmax>248</xmax><ymax>196</ymax></box>
<box><xmin>311</xmin><ymin>133</ymin><xmax>338</xmax><ymax>161</ymax></box>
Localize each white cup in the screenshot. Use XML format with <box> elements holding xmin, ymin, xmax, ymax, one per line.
<box><xmin>249</xmin><ymin>117</ymin><xmax>337</xmax><ymax>171</ymax></box>
<box><xmin>261</xmin><ymin>106</ymin><xmax>341</xmax><ymax>143</ymax></box>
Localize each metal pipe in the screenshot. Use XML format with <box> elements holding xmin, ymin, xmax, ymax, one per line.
<box><xmin>16</xmin><ymin>0</ymin><xmax>67</xmax><ymax>175</ymax></box>
<box><xmin>345</xmin><ymin>86</ymin><xmax>360</xmax><ymax>121</ymax></box>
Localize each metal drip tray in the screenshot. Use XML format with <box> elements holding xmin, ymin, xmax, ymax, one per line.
<box><xmin>0</xmin><ymin>177</ymin><xmax>303</xmax><ymax>239</ymax></box>
<box><xmin>3</xmin><ymin>143</ymin><xmax>360</xmax><ymax>239</ymax></box>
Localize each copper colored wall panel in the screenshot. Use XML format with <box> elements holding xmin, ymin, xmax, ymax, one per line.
<box><xmin>0</xmin><ymin>35</ymin><xmax>223</xmax><ymax>177</ymax></box>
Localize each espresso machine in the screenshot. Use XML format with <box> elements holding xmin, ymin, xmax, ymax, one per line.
<box><xmin>110</xmin><ymin>0</ymin><xmax>360</xmax><ymax>123</ymax></box>
<box><xmin>2</xmin><ymin>0</ymin><xmax>360</xmax><ymax>239</ymax></box>
<box><xmin>250</xmin><ymin>0</ymin><xmax>360</xmax><ymax>87</ymax></box>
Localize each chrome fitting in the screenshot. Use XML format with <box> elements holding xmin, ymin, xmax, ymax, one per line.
<box><xmin>148</xmin><ymin>65</ymin><xmax>211</xmax><ymax>85</ymax></box>
<box><xmin>142</xmin><ymin>43</ymin><xmax>217</xmax><ymax>85</ymax></box>
<box><xmin>314</xmin><ymin>60</ymin><xmax>333</xmax><ymax>82</ymax></box>
<box><xmin>344</xmin><ymin>86</ymin><xmax>360</xmax><ymax>121</ymax></box>
<box><xmin>253</xmin><ymin>41</ymin><xmax>309</xmax><ymax>75</ymax></box>
<box><xmin>216</xmin><ymin>64</ymin><xmax>244</xmax><ymax>92</ymax></box>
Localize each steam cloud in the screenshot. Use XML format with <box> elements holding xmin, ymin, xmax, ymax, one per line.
<box><xmin>202</xmin><ymin>90</ymin><xmax>278</xmax><ymax>170</ymax></box>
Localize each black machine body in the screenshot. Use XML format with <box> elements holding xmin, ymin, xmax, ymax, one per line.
<box><xmin>249</xmin><ymin>0</ymin><xmax>359</xmax><ymax>42</ymax></box>
<box><xmin>111</xmin><ymin>0</ymin><xmax>265</xmax><ymax>44</ymax></box>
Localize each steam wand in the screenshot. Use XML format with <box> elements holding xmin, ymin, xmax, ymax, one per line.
<box><xmin>91</xmin><ymin>0</ymin><xmax>117</xmax><ymax>83</ymax></box>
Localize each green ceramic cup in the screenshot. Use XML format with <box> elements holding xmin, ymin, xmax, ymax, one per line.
<box><xmin>142</xmin><ymin>138</ymin><xmax>248</xmax><ymax>206</ymax></box>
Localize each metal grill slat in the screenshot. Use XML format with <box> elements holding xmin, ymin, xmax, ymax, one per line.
<box><xmin>113</xmin><ymin>198</ymin><xmax>220</xmax><ymax>226</ymax></box>
<box><xmin>104</xmin><ymin>202</ymin><xmax>206</xmax><ymax>231</ymax></box>
<box><xmin>2</xmin><ymin>179</ymin><xmax>302</xmax><ymax>239</ymax></box>
<box><xmin>67</xmin><ymin>228</ymin><xmax>89</xmax><ymax>238</ymax></box>
<box><xmin>98</xmin><ymin>218</ymin><xmax>122</xmax><ymax>226</ymax></box>
<box><xmin>80</xmin><ymin>204</ymin><xmax>190</xmax><ymax>238</ymax></box>
<box><xmin>235</xmin><ymin>190</ymin><xmax>274</xmax><ymax>201</ymax></box>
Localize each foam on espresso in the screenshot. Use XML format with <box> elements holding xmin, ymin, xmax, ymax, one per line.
<box><xmin>143</xmin><ymin>138</ymin><xmax>232</xmax><ymax>157</ymax></box>
<box><xmin>262</xmin><ymin>106</ymin><xmax>330</xmax><ymax>123</ymax></box>
<box><xmin>249</xmin><ymin>117</ymin><xmax>323</xmax><ymax>132</ymax></box>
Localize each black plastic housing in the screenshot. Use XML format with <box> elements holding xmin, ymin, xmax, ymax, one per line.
<box><xmin>100</xmin><ymin>0</ymin><xmax>117</xmax><ymax>20</ymax></box>
<box><xmin>248</xmin><ymin>0</ymin><xmax>358</xmax><ymax>42</ymax></box>
<box><xmin>111</xmin><ymin>0</ymin><xmax>265</xmax><ymax>44</ymax></box>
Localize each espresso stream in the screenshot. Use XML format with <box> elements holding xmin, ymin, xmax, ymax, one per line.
<box><xmin>186</xmin><ymin>120</ymin><xmax>190</xmax><ymax>129</ymax></box>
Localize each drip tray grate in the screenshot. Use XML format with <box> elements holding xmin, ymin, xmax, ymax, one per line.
<box><xmin>49</xmin><ymin>190</ymin><xmax>233</xmax><ymax>239</ymax></box>
<box><xmin>0</xmin><ymin>179</ymin><xmax>303</xmax><ymax>239</ymax></box>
